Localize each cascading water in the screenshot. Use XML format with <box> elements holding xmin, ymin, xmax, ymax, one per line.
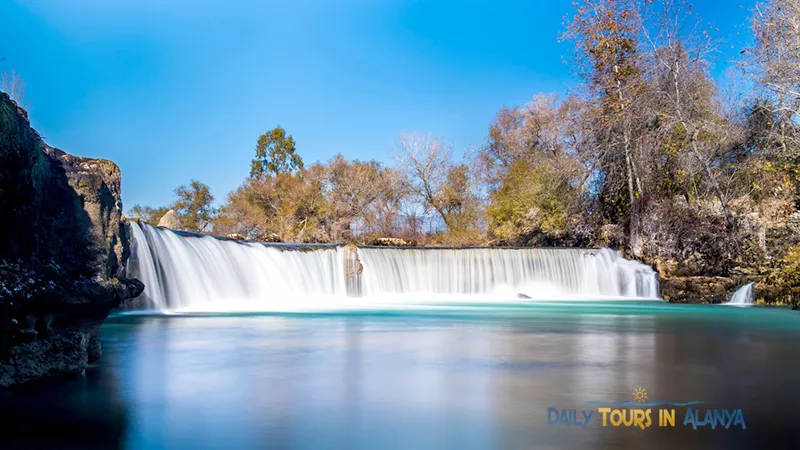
<box><xmin>725</xmin><ymin>282</ymin><xmax>755</xmax><ymax>306</ymax></box>
<box><xmin>127</xmin><ymin>222</ymin><xmax>349</xmax><ymax>310</ymax></box>
<box><xmin>127</xmin><ymin>222</ymin><xmax>660</xmax><ymax>311</ymax></box>
<box><xmin>357</xmin><ymin>247</ymin><xmax>658</xmax><ymax>298</ymax></box>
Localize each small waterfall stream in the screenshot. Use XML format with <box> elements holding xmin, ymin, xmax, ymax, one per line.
<box><xmin>127</xmin><ymin>222</ymin><xmax>660</xmax><ymax>310</ymax></box>
<box><xmin>725</xmin><ymin>283</ymin><xmax>755</xmax><ymax>306</ymax></box>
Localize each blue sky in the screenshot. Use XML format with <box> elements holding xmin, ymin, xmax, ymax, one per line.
<box><xmin>1</xmin><ymin>0</ymin><xmax>755</xmax><ymax>209</ymax></box>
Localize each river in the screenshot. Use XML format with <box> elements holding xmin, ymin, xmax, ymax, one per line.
<box><xmin>1</xmin><ymin>301</ymin><xmax>798</xmax><ymax>449</ymax></box>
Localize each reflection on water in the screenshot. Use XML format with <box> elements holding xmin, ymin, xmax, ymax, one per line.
<box><xmin>0</xmin><ymin>360</ymin><xmax>128</xmax><ymax>449</ymax></box>
<box><xmin>1</xmin><ymin>302</ymin><xmax>799</xmax><ymax>449</ymax></box>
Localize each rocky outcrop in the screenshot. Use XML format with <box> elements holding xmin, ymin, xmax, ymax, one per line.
<box><xmin>0</xmin><ymin>92</ymin><xmax>143</xmax><ymax>387</ymax></box>
<box><xmin>661</xmin><ymin>276</ymin><xmax>738</xmax><ymax>304</ymax></box>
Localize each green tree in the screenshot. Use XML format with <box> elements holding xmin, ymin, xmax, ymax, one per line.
<box><xmin>172</xmin><ymin>180</ymin><xmax>217</xmax><ymax>233</ymax></box>
<box><xmin>250</xmin><ymin>126</ymin><xmax>304</xmax><ymax>177</ymax></box>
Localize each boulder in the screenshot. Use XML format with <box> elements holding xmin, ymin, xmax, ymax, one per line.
<box><xmin>0</xmin><ymin>92</ymin><xmax>143</xmax><ymax>387</ymax></box>
<box><xmin>157</xmin><ymin>209</ymin><xmax>181</xmax><ymax>229</ymax></box>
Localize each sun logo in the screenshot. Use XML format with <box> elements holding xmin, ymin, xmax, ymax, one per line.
<box><xmin>633</xmin><ymin>387</ymin><xmax>648</xmax><ymax>403</ymax></box>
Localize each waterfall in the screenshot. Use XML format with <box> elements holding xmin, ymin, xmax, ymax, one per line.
<box><xmin>725</xmin><ymin>283</ymin><xmax>755</xmax><ymax>306</ymax></box>
<box><xmin>127</xmin><ymin>222</ymin><xmax>348</xmax><ymax>310</ymax></box>
<box><xmin>357</xmin><ymin>247</ymin><xmax>658</xmax><ymax>298</ymax></box>
<box><xmin>126</xmin><ymin>222</ymin><xmax>660</xmax><ymax>310</ymax></box>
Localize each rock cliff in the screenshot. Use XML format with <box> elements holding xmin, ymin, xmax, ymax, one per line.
<box><xmin>0</xmin><ymin>92</ymin><xmax>143</xmax><ymax>387</ymax></box>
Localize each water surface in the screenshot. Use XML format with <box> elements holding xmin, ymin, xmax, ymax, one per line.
<box><xmin>1</xmin><ymin>301</ymin><xmax>799</xmax><ymax>449</ymax></box>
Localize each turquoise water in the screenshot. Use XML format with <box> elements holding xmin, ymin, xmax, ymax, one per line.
<box><xmin>1</xmin><ymin>301</ymin><xmax>799</xmax><ymax>449</ymax></box>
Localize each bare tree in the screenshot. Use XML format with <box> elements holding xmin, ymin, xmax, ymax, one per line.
<box><xmin>394</xmin><ymin>132</ymin><xmax>453</xmax><ymax>228</ymax></box>
<box><xmin>1</xmin><ymin>69</ymin><xmax>26</xmax><ymax>108</ymax></box>
<box><xmin>746</xmin><ymin>0</ymin><xmax>800</xmax><ymax>155</ymax></box>
<box><xmin>641</xmin><ymin>0</ymin><xmax>733</xmax><ymax>220</ymax></box>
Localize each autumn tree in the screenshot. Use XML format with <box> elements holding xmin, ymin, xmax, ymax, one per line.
<box><xmin>481</xmin><ymin>95</ymin><xmax>590</xmax><ymax>242</ymax></box>
<box><xmin>563</xmin><ymin>0</ymin><xmax>648</xmax><ymax>253</ymax></box>
<box><xmin>318</xmin><ymin>155</ymin><xmax>412</xmax><ymax>240</ymax></box>
<box><xmin>322</xmin><ymin>155</ymin><xmax>382</xmax><ymax>240</ymax></box>
<box><xmin>172</xmin><ymin>180</ymin><xmax>217</xmax><ymax>233</ymax></box>
<box><xmin>250</xmin><ymin>126</ymin><xmax>304</xmax><ymax>177</ymax></box>
<box><xmin>369</xmin><ymin>167</ymin><xmax>411</xmax><ymax>236</ymax></box>
<box><xmin>216</xmin><ymin>170</ymin><xmax>329</xmax><ymax>242</ymax></box>
<box><xmin>437</xmin><ymin>163</ymin><xmax>483</xmax><ymax>238</ymax></box>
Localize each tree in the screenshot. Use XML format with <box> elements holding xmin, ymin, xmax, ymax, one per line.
<box><xmin>370</xmin><ymin>167</ymin><xmax>411</xmax><ymax>236</ymax></box>
<box><xmin>394</xmin><ymin>132</ymin><xmax>453</xmax><ymax>228</ymax></box>
<box><xmin>217</xmin><ymin>154</ymin><xmax>412</xmax><ymax>243</ymax></box>
<box><xmin>488</xmin><ymin>159</ymin><xmax>580</xmax><ymax>240</ymax></box>
<box><xmin>250</xmin><ymin>126</ymin><xmax>304</xmax><ymax>177</ymax></box>
<box><xmin>394</xmin><ymin>132</ymin><xmax>483</xmax><ymax>241</ymax></box>
<box><xmin>437</xmin><ymin>163</ymin><xmax>483</xmax><ymax>236</ymax></box>
<box><xmin>641</xmin><ymin>0</ymin><xmax>733</xmax><ymax>220</ymax></box>
<box><xmin>481</xmin><ymin>95</ymin><xmax>589</xmax><ymax>242</ymax></box>
<box><xmin>744</xmin><ymin>0</ymin><xmax>800</xmax><ymax>201</ymax></box>
<box><xmin>748</xmin><ymin>0</ymin><xmax>800</xmax><ymax>126</ymax></box>
<box><xmin>216</xmin><ymin>171</ymin><xmax>329</xmax><ymax>243</ymax></box>
<box><xmin>172</xmin><ymin>180</ymin><xmax>217</xmax><ymax>233</ymax></box>
<box><xmin>322</xmin><ymin>155</ymin><xmax>383</xmax><ymax>240</ymax></box>
<box><xmin>563</xmin><ymin>0</ymin><xmax>648</xmax><ymax>253</ymax></box>
<box><xmin>128</xmin><ymin>205</ymin><xmax>170</xmax><ymax>226</ymax></box>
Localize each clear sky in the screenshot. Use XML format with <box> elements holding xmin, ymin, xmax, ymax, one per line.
<box><xmin>1</xmin><ymin>0</ymin><xmax>756</xmax><ymax>209</ymax></box>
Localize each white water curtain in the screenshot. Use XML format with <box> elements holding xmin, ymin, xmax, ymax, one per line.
<box><xmin>127</xmin><ymin>222</ymin><xmax>659</xmax><ymax>310</ymax></box>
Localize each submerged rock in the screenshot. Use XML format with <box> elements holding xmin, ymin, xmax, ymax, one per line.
<box><xmin>0</xmin><ymin>92</ymin><xmax>143</xmax><ymax>387</ymax></box>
